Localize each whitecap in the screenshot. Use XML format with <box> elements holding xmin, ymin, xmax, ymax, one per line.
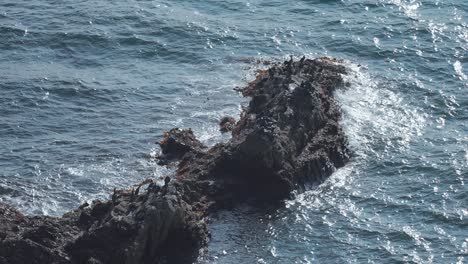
<box><xmin>453</xmin><ymin>60</ymin><xmax>467</xmax><ymax>80</ymax></box>
<box><xmin>373</xmin><ymin>37</ymin><xmax>380</xmax><ymax>48</ymax></box>
<box><xmin>335</xmin><ymin>62</ymin><xmax>426</xmax><ymax>160</ymax></box>
<box><xmin>386</xmin><ymin>0</ymin><xmax>420</xmax><ymax>19</ymax></box>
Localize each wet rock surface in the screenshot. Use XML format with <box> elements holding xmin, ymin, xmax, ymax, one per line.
<box><xmin>0</xmin><ymin>57</ymin><xmax>350</xmax><ymax>264</ymax></box>
<box><xmin>218</xmin><ymin>117</ymin><xmax>236</xmax><ymax>133</ymax></box>
<box><xmin>157</xmin><ymin>128</ymin><xmax>206</xmax><ymax>165</ymax></box>
<box><xmin>0</xmin><ymin>184</ymin><xmax>206</xmax><ymax>264</ymax></box>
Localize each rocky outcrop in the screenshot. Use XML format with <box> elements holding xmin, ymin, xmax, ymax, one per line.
<box><xmin>156</xmin><ymin>128</ymin><xmax>206</xmax><ymax>165</ymax></box>
<box><xmin>218</xmin><ymin>117</ymin><xmax>236</xmax><ymax>133</ymax></box>
<box><xmin>176</xmin><ymin>57</ymin><xmax>350</xmax><ymax>203</ymax></box>
<box><xmin>0</xmin><ymin>182</ymin><xmax>207</xmax><ymax>264</ymax></box>
<box><xmin>0</xmin><ymin>57</ymin><xmax>350</xmax><ymax>264</ymax></box>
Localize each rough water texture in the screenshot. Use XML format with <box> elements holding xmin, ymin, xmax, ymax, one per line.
<box><xmin>2</xmin><ymin>1</ymin><xmax>467</xmax><ymax>263</ymax></box>
<box><xmin>0</xmin><ymin>58</ymin><xmax>349</xmax><ymax>264</ymax></box>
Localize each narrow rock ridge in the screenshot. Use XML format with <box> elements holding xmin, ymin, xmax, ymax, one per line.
<box><xmin>0</xmin><ymin>57</ymin><xmax>350</xmax><ymax>264</ymax></box>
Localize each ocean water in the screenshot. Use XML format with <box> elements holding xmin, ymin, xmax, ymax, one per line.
<box><xmin>0</xmin><ymin>0</ymin><xmax>466</xmax><ymax>263</ymax></box>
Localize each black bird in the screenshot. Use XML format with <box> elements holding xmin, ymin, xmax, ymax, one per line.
<box><xmin>164</xmin><ymin>176</ymin><xmax>171</xmax><ymax>187</ymax></box>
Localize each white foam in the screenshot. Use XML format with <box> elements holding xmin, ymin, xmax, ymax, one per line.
<box><xmin>387</xmin><ymin>0</ymin><xmax>421</xmax><ymax>19</ymax></box>
<box><xmin>373</xmin><ymin>37</ymin><xmax>381</xmax><ymax>49</ymax></box>
<box><xmin>285</xmin><ymin>60</ymin><xmax>428</xmax><ymax>241</ymax></box>
<box><xmin>335</xmin><ymin>62</ymin><xmax>426</xmax><ymax>160</ymax></box>
<box><xmin>453</xmin><ymin>61</ymin><xmax>467</xmax><ymax>80</ymax></box>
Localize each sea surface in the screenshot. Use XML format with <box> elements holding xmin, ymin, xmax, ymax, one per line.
<box><xmin>0</xmin><ymin>0</ymin><xmax>467</xmax><ymax>263</ymax></box>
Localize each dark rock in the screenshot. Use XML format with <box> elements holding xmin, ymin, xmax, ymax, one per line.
<box><xmin>178</xmin><ymin>57</ymin><xmax>350</xmax><ymax>201</ymax></box>
<box><xmin>219</xmin><ymin>116</ymin><xmax>236</xmax><ymax>133</ymax></box>
<box><xmin>0</xmin><ymin>203</ymin><xmax>81</xmax><ymax>264</ymax></box>
<box><xmin>164</xmin><ymin>176</ymin><xmax>171</xmax><ymax>186</ymax></box>
<box><xmin>156</xmin><ymin>128</ymin><xmax>206</xmax><ymax>165</ymax></box>
<box><xmin>0</xmin><ymin>57</ymin><xmax>350</xmax><ymax>264</ymax></box>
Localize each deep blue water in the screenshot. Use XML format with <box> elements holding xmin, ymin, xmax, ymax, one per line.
<box><xmin>0</xmin><ymin>0</ymin><xmax>467</xmax><ymax>263</ymax></box>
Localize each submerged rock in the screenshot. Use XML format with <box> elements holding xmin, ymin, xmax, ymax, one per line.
<box><xmin>0</xmin><ymin>57</ymin><xmax>350</xmax><ymax>264</ymax></box>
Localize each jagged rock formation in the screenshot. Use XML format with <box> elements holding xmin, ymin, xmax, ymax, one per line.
<box><xmin>0</xmin><ymin>183</ymin><xmax>206</xmax><ymax>264</ymax></box>
<box><xmin>0</xmin><ymin>57</ymin><xmax>350</xmax><ymax>264</ymax></box>
<box><xmin>156</xmin><ymin>128</ymin><xmax>206</xmax><ymax>165</ymax></box>
<box><xmin>218</xmin><ymin>117</ymin><xmax>236</xmax><ymax>133</ymax></box>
